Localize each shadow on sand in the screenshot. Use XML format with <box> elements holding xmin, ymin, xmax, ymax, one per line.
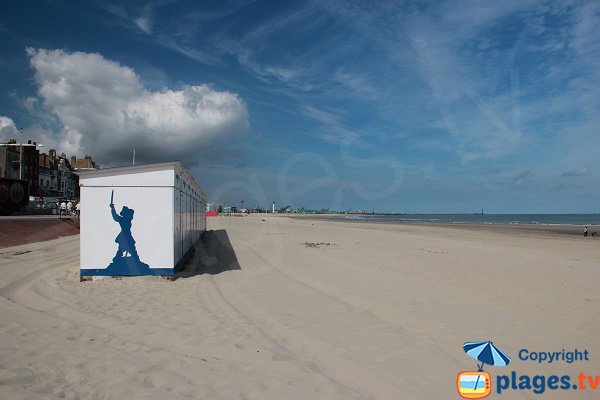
<box><xmin>174</xmin><ymin>229</ymin><xmax>241</xmax><ymax>279</ymax></box>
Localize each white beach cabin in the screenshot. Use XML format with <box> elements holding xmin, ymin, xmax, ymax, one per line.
<box><xmin>77</xmin><ymin>162</ymin><xmax>207</xmax><ymax>279</ymax></box>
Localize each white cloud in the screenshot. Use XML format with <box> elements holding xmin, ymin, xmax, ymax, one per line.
<box><xmin>26</xmin><ymin>48</ymin><xmax>249</xmax><ymax>164</ymax></box>
<box><xmin>301</xmin><ymin>105</ymin><xmax>365</xmax><ymax>146</ymax></box>
<box><xmin>23</xmin><ymin>97</ymin><xmax>38</xmax><ymax>112</ymax></box>
<box><xmin>514</xmin><ymin>170</ymin><xmax>533</xmax><ymax>185</ymax></box>
<box><xmin>562</xmin><ymin>167</ymin><xmax>589</xmax><ymax>177</ymax></box>
<box><xmin>134</xmin><ymin>16</ymin><xmax>152</xmax><ymax>34</ymax></box>
<box><xmin>133</xmin><ymin>4</ymin><xmax>153</xmax><ymax>35</ymax></box>
<box><xmin>0</xmin><ymin>116</ymin><xmax>18</xmax><ymax>138</ymax></box>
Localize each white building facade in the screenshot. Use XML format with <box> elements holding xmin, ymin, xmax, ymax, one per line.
<box><xmin>78</xmin><ymin>162</ymin><xmax>207</xmax><ymax>278</ymax></box>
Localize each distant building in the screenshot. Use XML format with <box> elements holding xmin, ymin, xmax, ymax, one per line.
<box><xmin>0</xmin><ymin>139</ymin><xmax>41</xmax><ymax>195</ymax></box>
<box><xmin>38</xmin><ymin>151</ymin><xmax>59</xmax><ymax>195</ymax></box>
<box><xmin>37</xmin><ymin>150</ymin><xmax>100</xmax><ymax>198</ymax></box>
<box><xmin>70</xmin><ymin>155</ymin><xmax>100</xmax><ymax>199</ymax></box>
<box><xmin>71</xmin><ymin>155</ymin><xmax>98</xmax><ymax>170</ymax></box>
<box><xmin>207</xmin><ymin>203</ymin><xmax>222</xmax><ymax>212</ymax></box>
<box><xmin>1</xmin><ymin>140</ymin><xmax>22</xmax><ymax>180</ymax></box>
<box><xmin>2</xmin><ymin>137</ymin><xmax>100</xmax><ymax>199</ymax></box>
<box><xmin>55</xmin><ymin>154</ymin><xmax>77</xmax><ymax>198</ymax></box>
<box><xmin>0</xmin><ymin>147</ymin><xmax>9</xmax><ymax>178</ymax></box>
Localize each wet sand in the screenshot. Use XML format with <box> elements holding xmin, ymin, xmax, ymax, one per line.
<box><xmin>287</xmin><ymin>213</ymin><xmax>599</xmax><ymax>237</ymax></box>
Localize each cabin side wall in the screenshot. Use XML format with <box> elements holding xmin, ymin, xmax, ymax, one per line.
<box><xmin>173</xmin><ymin>171</ymin><xmax>206</xmax><ymax>269</ymax></box>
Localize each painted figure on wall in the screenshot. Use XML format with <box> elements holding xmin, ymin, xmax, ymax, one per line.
<box><xmin>101</xmin><ymin>190</ymin><xmax>152</xmax><ymax>275</ymax></box>
<box><xmin>110</xmin><ymin>190</ymin><xmax>141</xmax><ymax>262</ymax></box>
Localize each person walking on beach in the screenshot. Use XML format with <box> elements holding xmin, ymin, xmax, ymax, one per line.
<box><xmin>584</xmin><ymin>226</ymin><xmax>588</xmax><ymax>237</ymax></box>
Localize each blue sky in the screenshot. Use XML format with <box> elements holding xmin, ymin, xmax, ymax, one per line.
<box><xmin>1</xmin><ymin>0</ymin><xmax>599</xmax><ymax>213</ymax></box>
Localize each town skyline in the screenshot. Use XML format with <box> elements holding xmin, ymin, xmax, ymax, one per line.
<box><xmin>0</xmin><ymin>136</ymin><xmax>98</xmax><ymax>199</ymax></box>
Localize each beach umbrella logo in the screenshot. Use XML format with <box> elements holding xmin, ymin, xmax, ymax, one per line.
<box><xmin>457</xmin><ymin>341</ymin><xmax>511</xmax><ymax>399</ymax></box>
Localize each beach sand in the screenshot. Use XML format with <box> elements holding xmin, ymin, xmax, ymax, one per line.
<box><xmin>1</xmin><ymin>216</ymin><xmax>599</xmax><ymax>399</ymax></box>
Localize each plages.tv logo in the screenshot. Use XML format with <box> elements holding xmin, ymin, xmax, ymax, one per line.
<box><xmin>457</xmin><ymin>341</ymin><xmax>511</xmax><ymax>399</ymax></box>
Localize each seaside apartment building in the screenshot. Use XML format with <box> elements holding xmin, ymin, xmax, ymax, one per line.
<box><xmin>0</xmin><ymin>139</ymin><xmax>41</xmax><ymax>195</ymax></box>
<box><xmin>1</xmin><ymin>137</ymin><xmax>99</xmax><ymax>199</ymax></box>
<box><xmin>38</xmin><ymin>150</ymin><xmax>99</xmax><ymax>198</ymax></box>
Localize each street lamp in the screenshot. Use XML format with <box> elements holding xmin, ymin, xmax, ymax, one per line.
<box><xmin>0</xmin><ymin>141</ymin><xmax>44</xmax><ymax>179</ymax></box>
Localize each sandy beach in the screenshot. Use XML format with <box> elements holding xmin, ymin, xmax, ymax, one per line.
<box><xmin>1</xmin><ymin>216</ymin><xmax>599</xmax><ymax>399</ymax></box>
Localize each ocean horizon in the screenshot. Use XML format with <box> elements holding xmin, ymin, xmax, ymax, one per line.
<box><xmin>328</xmin><ymin>213</ymin><xmax>600</xmax><ymax>226</ymax></box>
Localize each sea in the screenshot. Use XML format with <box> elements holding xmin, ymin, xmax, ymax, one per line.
<box><xmin>328</xmin><ymin>214</ymin><xmax>600</xmax><ymax>226</ymax></box>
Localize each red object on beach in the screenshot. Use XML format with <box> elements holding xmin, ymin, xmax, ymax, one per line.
<box><xmin>206</xmin><ymin>211</ymin><xmax>218</xmax><ymax>217</ymax></box>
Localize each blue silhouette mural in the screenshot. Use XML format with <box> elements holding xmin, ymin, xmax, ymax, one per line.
<box><xmin>80</xmin><ymin>190</ymin><xmax>172</xmax><ymax>276</ymax></box>
<box><xmin>110</xmin><ymin>197</ymin><xmax>140</xmax><ymax>263</ymax></box>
